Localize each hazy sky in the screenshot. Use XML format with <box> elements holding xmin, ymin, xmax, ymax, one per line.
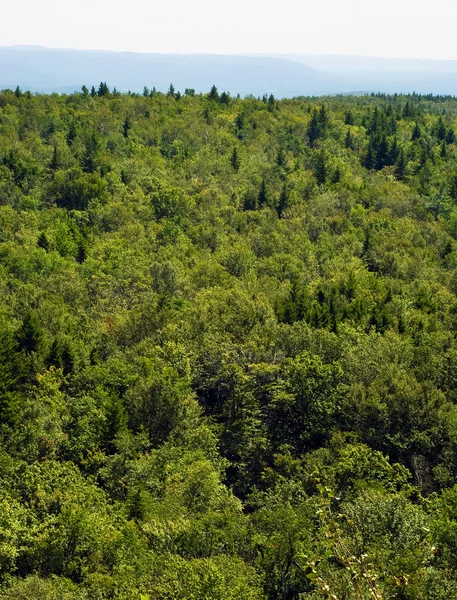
<box><xmin>2</xmin><ymin>0</ymin><xmax>457</xmax><ymax>59</ymax></box>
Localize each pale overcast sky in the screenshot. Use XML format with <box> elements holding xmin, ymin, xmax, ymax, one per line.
<box><xmin>2</xmin><ymin>0</ymin><xmax>457</xmax><ymax>59</ymax></box>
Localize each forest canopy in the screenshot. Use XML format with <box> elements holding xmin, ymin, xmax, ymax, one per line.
<box><xmin>1</xmin><ymin>84</ymin><xmax>457</xmax><ymax>598</ymax></box>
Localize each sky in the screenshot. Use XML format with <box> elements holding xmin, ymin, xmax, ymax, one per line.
<box><xmin>2</xmin><ymin>0</ymin><xmax>457</xmax><ymax>60</ymax></box>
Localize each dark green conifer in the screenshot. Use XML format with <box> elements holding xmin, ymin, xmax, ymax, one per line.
<box><xmin>395</xmin><ymin>149</ymin><xmax>407</xmax><ymax>181</ymax></box>
<box><xmin>441</xmin><ymin>140</ymin><xmax>447</xmax><ymax>158</ymax></box>
<box><xmin>208</xmin><ymin>85</ymin><xmax>219</xmax><ymax>101</ymax></box>
<box><xmin>230</xmin><ymin>147</ymin><xmax>240</xmax><ymax>171</ymax></box>
<box><xmin>50</xmin><ymin>145</ymin><xmax>59</xmax><ymax>170</ymax></box>
<box><xmin>123</xmin><ymin>116</ymin><xmax>131</xmax><ymax>138</ymax></box>
<box><xmin>411</xmin><ymin>122</ymin><xmax>421</xmax><ymax>140</ymax></box>
<box><xmin>16</xmin><ymin>311</ymin><xmax>43</xmax><ymax>354</ymax></box>
<box><xmin>276</xmin><ymin>183</ymin><xmax>289</xmax><ymax>217</ymax></box>
<box><xmin>307</xmin><ymin>109</ymin><xmax>320</xmax><ymax>147</ymax></box>
<box><xmin>220</xmin><ymin>91</ymin><xmax>230</xmax><ymax>105</ymax></box>
<box><xmin>344</xmin><ymin>110</ymin><xmax>354</xmax><ymax>125</ymax></box>
<box><xmin>37</xmin><ymin>232</ymin><xmax>49</xmax><ymax>251</ymax></box>
<box><xmin>258</xmin><ymin>179</ymin><xmax>268</xmax><ymax>207</ymax></box>
<box><xmin>345</xmin><ymin>129</ymin><xmax>354</xmax><ymax>150</ymax></box>
<box><xmin>314</xmin><ymin>150</ymin><xmax>327</xmax><ymax>184</ymax></box>
<box><xmin>97</xmin><ymin>82</ymin><xmax>109</xmax><ymax>97</ymax></box>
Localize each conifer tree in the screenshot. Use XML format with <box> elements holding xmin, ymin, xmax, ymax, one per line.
<box><xmin>344</xmin><ymin>110</ymin><xmax>354</xmax><ymax>125</ymax></box>
<box><xmin>50</xmin><ymin>145</ymin><xmax>59</xmax><ymax>170</ymax></box>
<box><xmin>277</xmin><ymin>183</ymin><xmax>289</xmax><ymax>217</ymax></box>
<box><xmin>67</xmin><ymin>122</ymin><xmax>77</xmax><ymax>146</ymax></box>
<box><xmin>436</xmin><ymin>117</ymin><xmax>447</xmax><ymax>141</ymax></box>
<box><xmin>446</xmin><ymin>128</ymin><xmax>456</xmax><ymax>145</ymax></box>
<box><xmin>208</xmin><ymin>85</ymin><xmax>219</xmax><ymax>101</ymax></box>
<box><xmin>97</xmin><ymin>82</ymin><xmax>109</xmax><ymax>97</ymax></box>
<box><xmin>307</xmin><ymin>109</ymin><xmax>320</xmax><ymax>147</ymax></box>
<box><xmin>0</xmin><ymin>330</ymin><xmax>21</xmax><ymax>425</ymax></box>
<box><xmin>37</xmin><ymin>232</ymin><xmax>49</xmax><ymax>251</ymax></box>
<box><xmin>258</xmin><ymin>179</ymin><xmax>268</xmax><ymax>207</ymax></box>
<box><xmin>441</xmin><ymin>140</ymin><xmax>447</xmax><ymax>158</ymax></box>
<box><xmin>332</xmin><ymin>167</ymin><xmax>341</xmax><ymax>184</ymax></box>
<box><xmin>395</xmin><ymin>149</ymin><xmax>407</xmax><ymax>181</ymax></box>
<box><xmin>220</xmin><ymin>91</ymin><xmax>230</xmax><ymax>105</ymax></box>
<box><xmin>345</xmin><ymin>129</ymin><xmax>354</xmax><ymax>150</ymax></box>
<box><xmin>412</xmin><ymin>122</ymin><xmax>421</xmax><ymax>140</ymax></box>
<box><xmin>123</xmin><ymin>116</ymin><xmax>131</xmax><ymax>139</ymax></box>
<box><xmin>230</xmin><ymin>147</ymin><xmax>240</xmax><ymax>171</ymax></box>
<box><xmin>314</xmin><ymin>150</ymin><xmax>327</xmax><ymax>184</ymax></box>
<box><xmin>82</xmin><ymin>133</ymin><xmax>99</xmax><ymax>173</ymax></box>
<box><xmin>76</xmin><ymin>242</ymin><xmax>87</xmax><ymax>264</ymax></box>
<box><xmin>16</xmin><ymin>311</ymin><xmax>43</xmax><ymax>354</ymax></box>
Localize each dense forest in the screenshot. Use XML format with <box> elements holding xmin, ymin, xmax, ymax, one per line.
<box><xmin>2</xmin><ymin>83</ymin><xmax>457</xmax><ymax>599</ymax></box>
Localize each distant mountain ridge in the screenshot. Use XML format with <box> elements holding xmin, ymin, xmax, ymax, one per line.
<box><xmin>1</xmin><ymin>46</ymin><xmax>457</xmax><ymax>96</ymax></box>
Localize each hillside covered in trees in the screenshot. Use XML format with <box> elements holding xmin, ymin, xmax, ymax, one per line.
<box><xmin>2</xmin><ymin>84</ymin><xmax>457</xmax><ymax>598</ymax></box>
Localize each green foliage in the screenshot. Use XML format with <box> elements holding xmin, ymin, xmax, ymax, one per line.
<box><xmin>1</xmin><ymin>89</ymin><xmax>457</xmax><ymax>597</ymax></box>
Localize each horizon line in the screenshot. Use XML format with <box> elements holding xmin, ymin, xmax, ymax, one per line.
<box><xmin>3</xmin><ymin>45</ymin><xmax>457</xmax><ymax>63</ymax></box>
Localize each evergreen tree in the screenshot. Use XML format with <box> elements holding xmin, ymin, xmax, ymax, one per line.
<box><xmin>37</xmin><ymin>232</ymin><xmax>49</xmax><ymax>251</ymax></box>
<box><xmin>411</xmin><ymin>122</ymin><xmax>421</xmax><ymax>140</ymax></box>
<box><xmin>276</xmin><ymin>148</ymin><xmax>286</xmax><ymax>168</ymax></box>
<box><xmin>449</xmin><ymin>175</ymin><xmax>457</xmax><ymax>201</ymax></box>
<box><xmin>16</xmin><ymin>311</ymin><xmax>43</xmax><ymax>354</ymax></box>
<box><xmin>375</xmin><ymin>135</ymin><xmax>389</xmax><ymax>170</ymax></box>
<box><xmin>276</xmin><ymin>183</ymin><xmax>289</xmax><ymax>217</ymax></box>
<box><xmin>441</xmin><ymin>140</ymin><xmax>447</xmax><ymax>158</ymax></box>
<box><xmin>0</xmin><ymin>330</ymin><xmax>21</xmax><ymax>425</ymax></box>
<box><xmin>208</xmin><ymin>85</ymin><xmax>219</xmax><ymax>101</ymax></box>
<box><xmin>344</xmin><ymin>110</ymin><xmax>354</xmax><ymax>125</ymax></box>
<box><xmin>82</xmin><ymin>133</ymin><xmax>99</xmax><ymax>173</ymax></box>
<box><xmin>220</xmin><ymin>91</ymin><xmax>230</xmax><ymax>105</ymax></box>
<box><xmin>123</xmin><ymin>116</ymin><xmax>131</xmax><ymax>139</ymax></box>
<box><xmin>76</xmin><ymin>242</ymin><xmax>87</xmax><ymax>264</ymax></box>
<box><xmin>319</xmin><ymin>104</ymin><xmax>330</xmax><ymax>131</ymax></box>
<box><xmin>436</xmin><ymin>117</ymin><xmax>447</xmax><ymax>140</ymax></box>
<box><xmin>235</xmin><ymin>113</ymin><xmax>245</xmax><ymax>139</ymax></box>
<box><xmin>230</xmin><ymin>147</ymin><xmax>240</xmax><ymax>171</ymax></box>
<box><xmin>395</xmin><ymin>149</ymin><xmax>407</xmax><ymax>181</ymax></box>
<box><xmin>50</xmin><ymin>145</ymin><xmax>59</xmax><ymax>170</ymax></box>
<box><xmin>332</xmin><ymin>167</ymin><xmax>341</xmax><ymax>184</ymax></box>
<box><xmin>97</xmin><ymin>82</ymin><xmax>109</xmax><ymax>97</ymax></box>
<box><xmin>167</xmin><ymin>83</ymin><xmax>175</xmax><ymax>98</ymax></box>
<box><xmin>143</xmin><ymin>86</ymin><xmax>150</xmax><ymax>97</ymax></box>
<box><xmin>314</xmin><ymin>150</ymin><xmax>327</xmax><ymax>184</ymax></box>
<box><xmin>67</xmin><ymin>122</ymin><xmax>77</xmax><ymax>146</ymax></box>
<box><xmin>90</xmin><ymin>85</ymin><xmax>96</xmax><ymax>97</ymax></box>
<box><xmin>81</xmin><ymin>85</ymin><xmax>89</xmax><ymax>97</ymax></box>
<box><xmin>345</xmin><ymin>129</ymin><xmax>354</xmax><ymax>150</ymax></box>
<box><xmin>258</xmin><ymin>179</ymin><xmax>268</xmax><ymax>207</ymax></box>
<box><xmin>307</xmin><ymin>109</ymin><xmax>320</xmax><ymax>147</ymax></box>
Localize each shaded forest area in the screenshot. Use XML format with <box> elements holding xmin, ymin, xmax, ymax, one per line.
<box><xmin>2</xmin><ymin>84</ymin><xmax>457</xmax><ymax>598</ymax></box>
